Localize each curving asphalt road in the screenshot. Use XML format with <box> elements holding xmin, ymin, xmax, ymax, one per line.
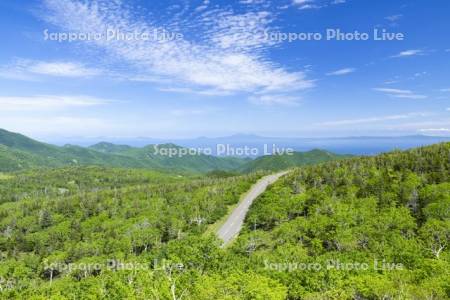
<box><xmin>216</xmin><ymin>171</ymin><xmax>289</xmax><ymax>246</ymax></box>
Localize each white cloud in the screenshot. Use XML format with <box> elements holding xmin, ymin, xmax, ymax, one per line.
<box><xmin>413</xmin><ymin>71</ymin><xmax>427</xmax><ymax>78</ymax></box>
<box><xmin>293</xmin><ymin>0</ymin><xmax>313</xmax><ymax>4</ymax></box>
<box><xmin>373</xmin><ymin>88</ymin><xmax>428</xmax><ymax>99</ymax></box>
<box><xmin>28</xmin><ymin>61</ymin><xmax>101</xmax><ymax>77</ymax></box>
<box><xmin>348</xmin><ymin>118</ymin><xmax>449</xmax><ymax>134</ymax></box>
<box><xmin>158</xmin><ymin>87</ymin><xmax>232</xmax><ymax>96</ymax></box>
<box><xmin>297</xmin><ymin>4</ymin><xmax>321</xmax><ymax>10</ymax></box>
<box><xmin>0</xmin><ymin>70</ymin><xmax>36</xmax><ymax>81</ymax></box>
<box><xmin>0</xmin><ymin>116</ymin><xmax>110</xmax><ymax>137</ymax></box>
<box><xmin>326</xmin><ymin>68</ymin><xmax>355</xmax><ymax>76</ymax></box>
<box><xmin>374</xmin><ymin>88</ymin><xmax>412</xmax><ymax>94</ymax></box>
<box><xmin>384</xmin><ymin>80</ymin><xmax>400</xmax><ymax>85</ymax></box>
<box><xmin>249</xmin><ymin>94</ymin><xmax>301</xmax><ymax>106</ymax></box>
<box><xmin>392</xmin><ymin>95</ymin><xmax>427</xmax><ymax>99</ymax></box>
<box><xmin>292</xmin><ymin>0</ymin><xmax>341</xmax><ymax>9</ymax></box>
<box><xmin>391</xmin><ymin>49</ymin><xmax>424</xmax><ymax>58</ymax></box>
<box><xmin>240</xmin><ymin>0</ymin><xmax>266</xmax><ymax>4</ymax></box>
<box><xmin>42</xmin><ymin>0</ymin><xmax>314</xmax><ymax>101</ymax></box>
<box><xmin>440</xmin><ymin>88</ymin><xmax>450</xmax><ymax>92</ymax></box>
<box><xmin>0</xmin><ymin>59</ymin><xmax>102</xmax><ymax>80</ymax></box>
<box><xmin>195</xmin><ymin>0</ymin><xmax>210</xmax><ymax>11</ymax></box>
<box><xmin>0</xmin><ymin>95</ymin><xmax>110</xmax><ymax>111</ymax></box>
<box><xmin>316</xmin><ymin>112</ymin><xmax>429</xmax><ymax>126</ymax></box>
<box><xmin>419</xmin><ymin>128</ymin><xmax>450</xmax><ymax>133</ymax></box>
<box><xmin>385</xmin><ymin>14</ymin><xmax>402</xmax><ymax>22</ymax></box>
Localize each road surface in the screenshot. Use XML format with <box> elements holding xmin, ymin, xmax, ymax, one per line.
<box><xmin>216</xmin><ymin>171</ymin><xmax>289</xmax><ymax>246</ymax></box>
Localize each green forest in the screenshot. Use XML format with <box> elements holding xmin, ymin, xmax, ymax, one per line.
<box><xmin>0</xmin><ymin>129</ymin><xmax>345</xmax><ymax>174</ymax></box>
<box><xmin>0</xmin><ymin>143</ymin><xmax>449</xmax><ymax>299</ymax></box>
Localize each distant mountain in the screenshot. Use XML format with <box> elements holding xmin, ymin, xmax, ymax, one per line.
<box><xmin>88</xmin><ymin>142</ymin><xmax>133</xmax><ymax>154</ymax></box>
<box><xmin>176</xmin><ymin>135</ymin><xmax>450</xmax><ymax>156</ymax></box>
<box><xmin>0</xmin><ymin>129</ymin><xmax>248</xmax><ymax>173</ymax></box>
<box><xmin>89</xmin><ymin>142</ymin><xmax>248</xmax><ymax>173</ymax></box>
<box><xmin>239</xmin><ymin>149</ymin><xmax>351</xmax><ymax>173</ymax></box>
<box><xmin>46</xmin><ymin>134</ymin><xmax>450</xmax><ymax>156</ymax></box>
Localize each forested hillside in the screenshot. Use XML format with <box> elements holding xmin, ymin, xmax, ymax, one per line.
<box><xmin>239</xmin><ymin>149</ymin><xmax>351</xmax><ymax>173</ymax></box>
<box><xmin>0</xmin><ymin>129</ymin><xmax>248</xmax><ymax>173</ymax></box>
<box><xmin>233</xmin><ymin>142</ymin><xmax>450</xmax><ymax>299</ymax></box>
<box><xmin>0</xmin><ymin>143</ymin><xmax>448</xmax><ymax>299</ymax></box>
<box><xmin>0</xmin><ymin>129</ymin><xmax>346</xmax><ymax>174</ymax></box>
<box><xmin>0</xmin><ymin>167</ymin><xmax>267</xmax><ymax>299</ymax></box>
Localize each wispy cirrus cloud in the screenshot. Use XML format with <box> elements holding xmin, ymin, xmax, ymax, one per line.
<box><xmin>195</xmin><ymin>0</ymin><xmax>210</xmax><ymax>11</ymax></box>
<box><xmin>0</xmin><ymin>116</ymin><xmax>111</xmax><ymax>138</ymax></box>
<box><xmin>240</xmin><ymin>0</ymin><xmax>266</xmax><ymax>4</ymax></box>
<box><xmin>28</xmin><ymin>61</ymin><xmax>101</xmax><ymax>77</ymax></box>
<box><xmin>326</xmin><ymin>68</ymin><xmax>356</xmax><ymax>76</ymax></box>
<box><xmin>382</xmin><ymin>119</ymin><xmax>450</xmax><ymax>134</ymax></box>
<box><xmin>293</xmin><ymin>0</ymin><xmax>321</xmax><ymax>10</ymax></box>
<box><xmin>293</xmin><ymin>0</ymin><xmax>313</xmax><ymax>4</ymax></box>
<box><xmin>292</xmin><ymin>0</ymin><xmax>345</xmax><ymax>10</ymax></box>
<box><xmin>373</xmin><ymin>88</ymin><xmax>428</xmax><ymax>99</ymax></box>
<box><xmin>391</xmin><ymin>49</ymin><xmax>424</xmax><ymax>58</ymax></box>
<box><xmin>249</xmin><ymin>94</ymin><xmax>301</xmax><ymax>106</ymax></box>
<box><xmin>385</xmin><ymin>14</ymin><xmax>402</xmax><ymax>22</ymax></box>
<box><xmin>374</xmin><ymin>88</ymin><xmax>412</xmax><ymax>94</ymax></box>
<box><xmin>0</xmin><ymin>95</ymin><xmax>110</xmax><ymax>111</ymax></box>
<box><xmin>0</xmin><ymin>59</ymin><xmax>102</xmax><ymax>80</ymax></box>
<box><xmin>384</xmin><ymin>14</ymin><xmax>403</xmax><ymax>27</ymax></box>
<box><xmin>158</xmin><ymin>87</ymin><xmax>232</xmax><ymax>97</ymax></box>
<box><xmin>315</xmin><ymin>112</ymin><xmax>429</xmax><ymax>126</ymax></box>
<box><xmin>419</xmin><ymin>128</ymin><xmax>450</xmax><ymax>134</ymax></box>
<box><xmin>41</xmin><ymin>0</ymin><xmax>314</xmax><ymax>103</ymax></box>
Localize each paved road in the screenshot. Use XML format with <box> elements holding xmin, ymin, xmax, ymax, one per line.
<box><xmin>216</xmin><ymin>171</ymin><xmax>289</xmax><ymax>246</ymax></box>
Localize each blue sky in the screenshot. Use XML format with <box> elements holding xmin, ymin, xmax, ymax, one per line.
<box><xmin>0</xmin><ymin>0</ymin><xmax>449</xmax><ymax>141</ymax></box>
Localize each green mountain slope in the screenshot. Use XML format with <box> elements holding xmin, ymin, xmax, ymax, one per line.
<box><xmin>239</xmin><ymin>149</ymin><xmax>351</xmax><ymax>172</ymax></box>
<box><xmin>0</xmin><ymin>129</ymin><xmax>144</xmax><ymax>170</ymax></box>
<box><xmin>0</xmin><ymin>144</ymin><xmax>51</xmax><ymax>172</ymax></box>
<box><xmin>0</xmin><ymin>166</ymin><xmax>267</xmax><ymax>299</ymax></box>
<box><xmin>236</xmin><ymin>142</ymin><xmax>450</xmax><ymax>299</ymax></box>
<box><xmin>89</xmin><ymin>142</ymin><xmax>247</xmax><ymax>173</ymax></box>
<box><xmin>0</xmin><ymin>129</ymin><xmax>248</xmax><ymax>173</ymax></box>
<box><xmin>0</xmin><ymin>129</ymin><xmax>349</xmax><ymax>173</ymax></box>
<box><xmin>88</xmin><ymin>142</ymin><xmax>133</xmax><ymax>154</ymax></box>
<box><xmin>0</xmin><ymin>128</ymin><xmax>62</xmax><ymax>157</ymax></box>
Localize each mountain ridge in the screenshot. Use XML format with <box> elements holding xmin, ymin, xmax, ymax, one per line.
<box><xmin>0</xmin><ymin>129</ymin><xmax>249</xmax><ymax>173</ymax></box>
<box><xmin>239</xmin><ymin>149</ymin><xmax>351</xmax><ymax>173</ymax></box>
<box><xmin>0</xmin><ymin>128</ymin><xmax>351</xmax><ymax>173</ymax></box>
